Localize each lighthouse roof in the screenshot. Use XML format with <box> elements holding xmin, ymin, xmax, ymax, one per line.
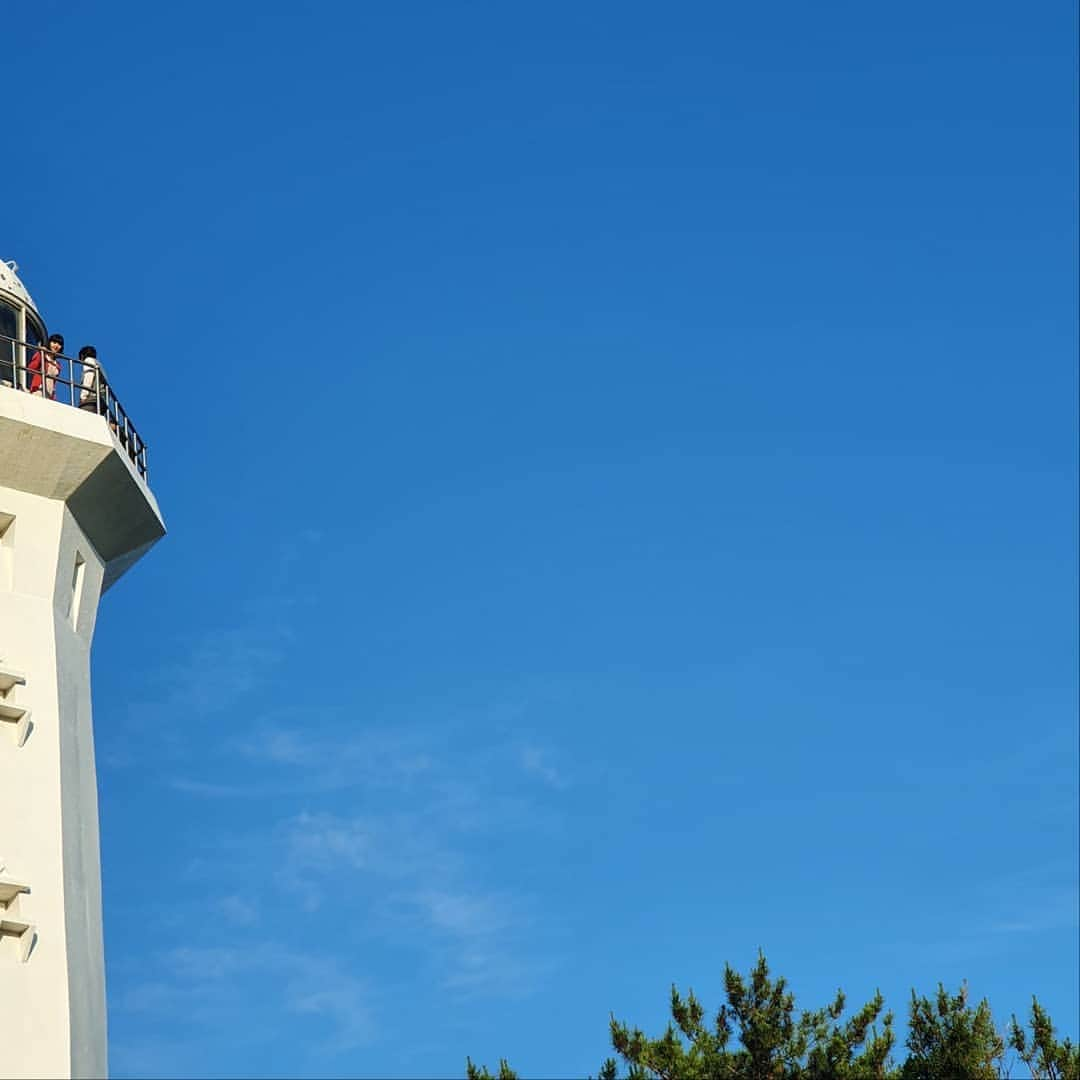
<box><xmin>0</xmin><ymin>260</ymin><xmax>39</xmax><ymax>316</ymax></box>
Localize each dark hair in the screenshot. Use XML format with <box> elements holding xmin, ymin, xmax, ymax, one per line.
<box><xmin>79</xmin><ymin>345</ymin><xmax>97</xmax><ymax>361</ymax></box>
<box><xmin>48</xmin><ymin>333</ymin><xmax>64</xmax><ymax>351</ymax></box>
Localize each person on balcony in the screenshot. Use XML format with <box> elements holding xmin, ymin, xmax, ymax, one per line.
<box><xmin>27</xmin><ymin>333</ymin><xmax>64</xmax><ymax>398</ymax></box>
<box><xmin>78</xmin><ymin>345</ymin><xmax>107</xmax><ymax>413</ymax></box>
<box><xmin>78</xmin><ymin>343</ymin><xmax>135</xmax><ymax>464</ymax></box>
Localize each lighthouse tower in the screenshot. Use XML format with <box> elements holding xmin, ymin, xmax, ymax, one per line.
<box><xmin>0</xmin><ymin>262</ymin><xmax>164</xmax><ymax>1078</ymax></box>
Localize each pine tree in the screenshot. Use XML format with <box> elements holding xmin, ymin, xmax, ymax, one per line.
<box><xmin>899</xmin><ymin>983</ymin><xmax>1003</xmax><ymax>1079</ymax></box>
<box><xmin>1008</xmin><ymin>998</ymin><xmax>1080</xmax><ymax>1080</ymax></box>
<box><xmin>467</xmin><ymin>954</ymin><xmax>1076</xmax><ymax>1080</ymax></box>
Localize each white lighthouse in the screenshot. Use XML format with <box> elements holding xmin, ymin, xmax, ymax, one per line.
<box><xmin>0</xmin><ymin>261</ymin><xmax>165</xmax><ymax>1078</ymax></box>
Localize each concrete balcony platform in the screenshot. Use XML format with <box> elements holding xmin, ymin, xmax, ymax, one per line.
<box><xmin>0</xmin><ymin>389</ymin><xmax>165</xmax><ymax>590</ymax></box>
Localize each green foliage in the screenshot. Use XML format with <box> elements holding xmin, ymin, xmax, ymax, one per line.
<box><xmin>466</xmin><ymin>954</ymin><xmax>1076</xmax><ymax>1080</ymax></box>
<box><xmin>605</xmin><ymin>952</ymin><xmax>893</xmax><ymax>1080</ymax></box>
<box><xmin>1008</xmin><ymin>998</ymin><xmax>1080</xmax><ymax>1080</ymax></box>
<box><xmin>466</xmin><ymin>1055</ymin><xmax>519</xmax><ymax>1080</ymax></box>
<box><xmin>899</xmin><ymin>983</ymin><xmax>1004</xmax><ymax>1080</ymax></box>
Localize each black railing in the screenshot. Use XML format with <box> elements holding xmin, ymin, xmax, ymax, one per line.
<box><xmin>0</xmin><ymin>333</ymin><xmax>149</xmax><ymax>482</ymax></box>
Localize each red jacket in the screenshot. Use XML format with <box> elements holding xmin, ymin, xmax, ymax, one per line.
<box><xmin>27</xmin><ymin>350</ymin><xmax>60</xmax><ymax>397</ymax></box>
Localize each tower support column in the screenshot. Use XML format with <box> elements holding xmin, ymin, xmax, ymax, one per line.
<box><xmin>1</xmin><ymin>385</ymin><xmax>164</xmax><ymax>1079</ymax></box>
<box><xmin>0</xmin><ymin>486</ymin><xmax>108</xmax><ymax>1078</ymax></box>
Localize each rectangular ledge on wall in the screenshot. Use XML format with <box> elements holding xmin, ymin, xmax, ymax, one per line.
<box><xmin>0</xmin><ymin>667</ymin><xmax>25</xmax><ymax>696</ymax></box>
<box><xmin>0</xmin><ymin>880</ymin><xmax>29</xmax><ymax>906</ymax></box>
<box><xmin>0</xmin><ymin>701</ymin><xmax>30</xmax><ymax>746</ymax></box>
<box><xmin>0</xmin><ymin>917</ymin><xmax>36</xmax><ymax>963</ymax></box>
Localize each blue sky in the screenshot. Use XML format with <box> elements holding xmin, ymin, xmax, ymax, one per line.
<box><xmin>6</xmin><ymin>2</ymin><xmax>1077</xmax><ymax>1075</ymax></box>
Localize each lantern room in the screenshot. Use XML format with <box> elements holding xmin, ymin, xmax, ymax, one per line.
<box><xmin>0</xmin><ymin>259</ymin><xmax>149</xmax><ymax>482</ymax></box>
<box><xmin>0</xmin><ymin>261</ymin><xmax>45</xmax><ymax>390</ymax></box>
<box><xmin>0</xmin><ymin>257</ymin><xmax>163</xmax><ymax>588</ymax></box>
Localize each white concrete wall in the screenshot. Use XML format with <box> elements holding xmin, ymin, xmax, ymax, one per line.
<box><xmin>0</xmin><ymin>389</ymin><xmax>164</xmax><ymax>592</ymax></box>
<box><xmin>0</xmin><ymin>484</ymin><xmax>108</xmax><ymax>1079</ymax></box>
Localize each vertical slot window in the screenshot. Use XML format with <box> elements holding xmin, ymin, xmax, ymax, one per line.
<box><xmin>0</xmin><ymin>514</ymin><xmax>12</xmax><ymax>592</ymax></box>
<box><xmin>69</xmin><ymin>552</ymin><xmax>85</xmax><ymax>629</ymax></box>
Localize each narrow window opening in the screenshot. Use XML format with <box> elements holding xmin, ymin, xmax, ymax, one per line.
<box><xmin>69</xmin><ymin>552</ymin><xmax>85</xmax><ymax>629</ymax></box>
<box><xmin>0</xmin><ymin>514</ymin><xmax>13</xmax><ymax>592</ymax></box>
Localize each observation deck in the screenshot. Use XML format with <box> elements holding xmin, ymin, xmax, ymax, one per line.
<box><xmin>0</xmin><ymin>260</ymin><xmax>164</xmax><ymax>588</ymax></box>
<box><xmin>0</xmin><ymin>334</ymin><xmax>148</xmax><ymax>481</ymax></box>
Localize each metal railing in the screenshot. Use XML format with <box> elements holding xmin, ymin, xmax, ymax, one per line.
<box><xmin>0</xmin><ymin>333</ymin><xmax>149</xmax><ymax>482</ymax></box>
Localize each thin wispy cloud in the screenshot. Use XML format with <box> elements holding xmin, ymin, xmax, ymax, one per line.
<box><xmin>101</xmin><ymin>622</ymin><xmax>292</xmax><ymax>770</ymax></box>
<box><xmin>519</xmin><ymin>744</ymin><xmax>568</xmax><ymax>789</ymax></box>
<box><xmin>115</xmin><ymin>943</ymin><xmax>374</xmax><ymax>1060</ymax></box>
<box><xmin>980</xmin><ymin>867</ymin><xmax>1079</xmax><ymax>937</ymax></box>
<box><xmin>140</xmin><ymin>624</ymin><xmax>291</xmax><ymax>720</ymax></box>
<box><xmin>217</xmin><ymin>894</ymin><xmax>259</xmax><ymax>927</ymax></box>
<box><xmin>142</xmin><ymin>704</ymin><xmax>572</xmax><ymax>1033</ymax></box>
<box><xmin>231</xmin><ymin>720</ymin><xmax>438</xmax><ymax>791</ymax></box>
<box><xmin>414</xmin><ymin>889</ymin><xmax>514</xmax><ymax>938</ymax></box>
<box><xmin>271</xmin><ymin>796</ymin><xmax>557</xmax><ymax>995</ymax></box>
<box><xmin>892</xmin><ymin>727</ymin><xmax>1077</xmax><ymax>791</ymax></box>
<box><xmin>107</xmin><ymin>625</ymin><xmax>576</xmax><ymax>1067</ymax></box>
<box><xmin>440</xmin><ymin>946</ymin><xmax>561</xmax><ymax>997</ymax></box>
<box><xmin>879</xmin><ymin>859</ymin><xmax>1080</xmax><ymax>975</ymax></box>
<box><xmin>168</xmin><ymin>777</ymin><xmax>253</xmax><ymax>798</ymax></box>
<box><xmin>101</xmin><ymin>534</ymin><xmax>326</xmax><ymax>772</ymax></box>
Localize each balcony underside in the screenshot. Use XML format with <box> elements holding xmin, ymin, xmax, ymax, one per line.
<box><xmin>0</xmin><ymin>390</ymin><xmax>165</xmax><ymax>590</ymax></box>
